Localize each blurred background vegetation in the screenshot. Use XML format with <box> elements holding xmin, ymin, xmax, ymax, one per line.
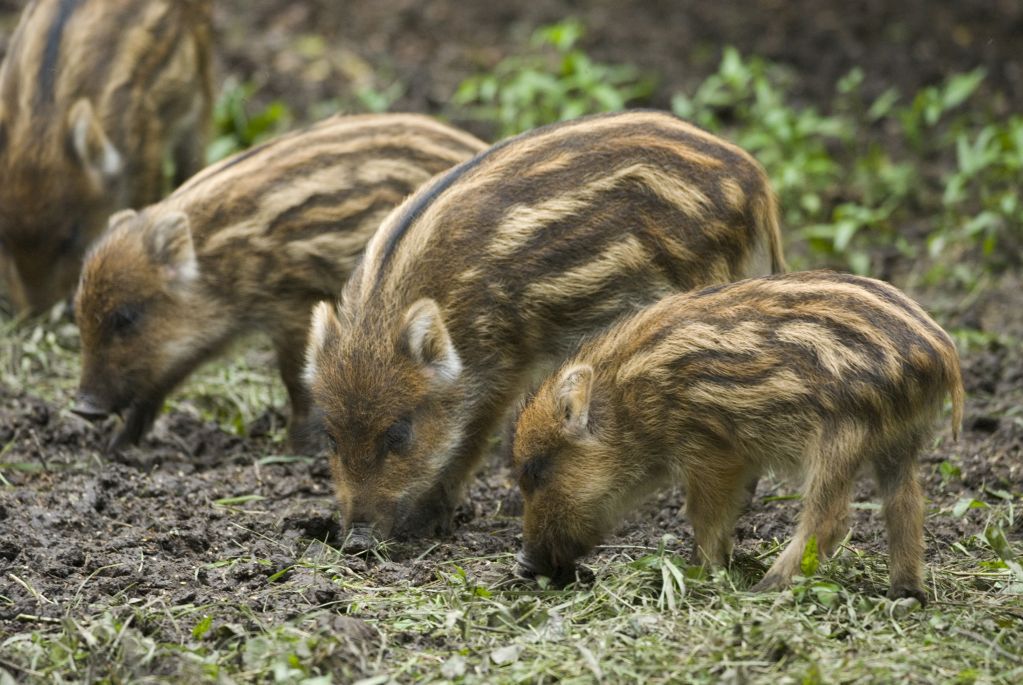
<box><xmin>190</xmin><ymin>1</ymin><xmax>1023</xmax><ymax>294</ymax></box>
<box><xmin>1</xmin><ymin>0</ymin><xmax>1021</xmax><ymax>432</ymax></box>
<box><xmin>0</xmin><ymin>0</ymin><xmax>1018</xmax><ymax>299</ymax></box>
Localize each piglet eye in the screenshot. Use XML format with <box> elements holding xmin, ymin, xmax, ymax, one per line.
<box><xmin>518</xmin><ymin>452</ymin><xmax>551</xmax><ymax>494</ymax></box>
<box><xmin>109</xmin><ymin>303</ymin><xmax>142</xmax><ymax>334</ymax></box>
<box><xmin>383</xmin><ymin>417</ymin><xmax>412</xmax><ymax>455</ymax></box>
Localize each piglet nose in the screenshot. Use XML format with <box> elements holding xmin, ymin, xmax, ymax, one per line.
<box><xmin>343</xmin><ymin>523</ymin><xmax>377</xmax><ymax>553</ymax></box>
<box><xmin>70</xmin><ymin>392</ymin><xmax>111</xmax><ymax>421</ymax></box>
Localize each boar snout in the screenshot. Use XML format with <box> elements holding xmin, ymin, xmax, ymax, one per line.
<box><xmin>71</xmin><ymin>392</ymin><xmax>112</xmax><ymax>421</ymax></box>
<box><xmin>71</xmin><ymin>389</ymin><xmax>156</xmax><ymax>454</ymax></box>
<box><xmin>516</xmin><ymin>547</ymin><xmax>593</xmax><ymax>587</ymax></box>
<box><xmin>343</xmin><ymin>523</ymin><xmax>378</xmax><ymax>553</ymax></box>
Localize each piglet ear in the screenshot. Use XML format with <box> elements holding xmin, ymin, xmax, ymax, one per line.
<box><xmin>304</xmin><ymin>301</ymin><xmax>342</xmax><ymax>387</ymax></box>
<box><xmin>68</xmin><ymin>99</ymin><xmax>123</xmax><ymax>185</ymax></box>
<box><xmin>106</xmin><ymin>208</ymin><xmax>138</xmax><ymax>232</ymax></box>
<box><xmin>401</xmin><ymin>298</ymin><xmax>462</xmax><ymax>384</ymax></box>
<box><xmin>143</xmin><ymin>211</ymin><xmax>198</xmax><ymax>286</ymax></box>
<box><xmin>556</xmin><ymin>364</ymin><xmax>594</xmax><ymax>436</ymax></box>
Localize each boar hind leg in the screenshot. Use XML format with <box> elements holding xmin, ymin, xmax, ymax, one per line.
<box><xmin>685</xmin><ymin>457</ymin><xmax>754</xmax><ymax>567</ymax></box>
<box><xmin>754</xmin><ymin>448</ymin><xmax>856</xmax><ymax>592</ymax></box>
<box><xmin>110</xmin><ymin>399</ymin><xmax>162</xmax><ymax>452</ymax></box>
<box><xmin>274</xmin><ymin>333</ymin><xmax>322</xmax><ymax>454</ymax></box>
<box><xmin>872</xmin><ymin>433</ymin><xmax>926</xmax><ymax>604</ymax></box>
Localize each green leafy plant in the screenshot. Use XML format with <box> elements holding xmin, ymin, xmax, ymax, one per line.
<box><xmin>933</xmin><ymin>116</ymin><xmax>1023</xmax><ymax>269</ymax></box>
<box><xmin>207</xmin><ymin>78</ymin><xmax>293</xmax><ymax>164</ymax></box>
<box><xmin>899</xmin><ymin>69</ymin><xmax>987</xmax><ymax>148</ymax></box>
<box><xmin>453</xmin><ymin>19</ymin><xmax>654</xmax><ymax>137</ymax></box>
<box><xmin>672</xmin><ymin>48</ymin><xmax>898</xmax><ymax>273</ymax></box>
<box><xmin>671</xmin><ymin>48</ymin><xmax>1017</xmax><ymax>282</ymax></box>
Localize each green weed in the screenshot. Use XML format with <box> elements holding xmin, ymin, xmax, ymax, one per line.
<box><xmin>671</xmin><ymin>48</ymin><xmax>1017</xmax><ymax>284</ymax></box>
<box><xmin>452</xmin><ymin>36</ymin><xmax>1021</xmax><ymax>284</ymax></box>
<box><xmin>207</xmin><ymin>78</ymin><xmax>294</xmax><ymax>164</ymax></box>
<box><xmin>453</xmin><ymin>19</ymin><xmax>655</xmax><ymax>137</ymax></box>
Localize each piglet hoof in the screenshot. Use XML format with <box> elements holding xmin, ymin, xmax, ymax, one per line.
<box><xmin>108</xmin><ymin>427</ymin><xmax>136</xmax><ymax>453</ymax></box>
<box><xmin>547</xmin><ymin>564</ymin><xmax>594</xmax><ymax>588</ymax></box>
<box><xmin>569</xmin><ymin>564</ymin><xmax>596</xmax><ymax>586</ymax></box>
<box><xmin>751</xmin><ymin>573</ymin><xmax>787</xmax><ymax>593</ymax></box>
<box><xmin>108</xmin><ymin>404</ymin><xmax>157</xmax><ymax>453</ymax></box>
<box><xmin>887</xmin><ymin>585</ymin><xmax>927</xmax><ymax>607</ymax></box>
<box><xmin>515</xmin><ymin>550</ymin><xmax>540</xmax><ymax>580</ymax></box>
<box><xmin>398</xmin><ymin>502</ymin><xmax>455</xmax><ymax>540</ymax></box>
<box><xmin>432</xmin><ymin>516</ymin><xmax>454</xmax><ymax>538</ymax></box>
<box><xmin>108</xmin><ymin>418</ymin><xmax>144</xmax><ymax>453</ymax></box>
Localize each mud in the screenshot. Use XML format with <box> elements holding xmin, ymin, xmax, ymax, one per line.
<box><xmin>1</xmin><ymin>0</ymin><xmax>1021</xmax><ymax>648</ymax></box>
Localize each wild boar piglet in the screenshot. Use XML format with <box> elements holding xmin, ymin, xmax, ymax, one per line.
<box><xmin>73</xmin><ymin>113</ymin><xmax>485</xmax><ymax>451</ymax></box>
<box><xmin>305</xmin><ymin>110</ymin><xmax>786</xmax><ymax>550</ymax></box>
<box><xmin>0</xmin><ymin>0</ymin><xmax>213</xmax><ymax>315</ymax></box>
<box><xmin>513</xmin><ymin>270</ymin><xmax>964</xmax><ymax>603</ymax></box>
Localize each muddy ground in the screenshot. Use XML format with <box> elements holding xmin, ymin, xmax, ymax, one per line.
<box><xmin>1</xmin><ymin>318</ymin><xmax>1021</xmax><ymax>637</ymax></box>
<box><xmin>2</xmin><ymin>328</ymin><xmax>1021</xmax><ymax>636</ymax></box>
<box><xmin>2</xmin><ymin>0</ymin><xmax>1022</xmax><ymax>649</ymax></box>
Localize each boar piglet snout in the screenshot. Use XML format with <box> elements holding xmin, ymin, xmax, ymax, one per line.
<box><xmin>515</xmin><ymin>550</ymin><xmax>592</xmax><ymax>588</ymax></box>
<box><xmin>70</xmin><ymin>391</ymin><xmax>159</xmax><ymax>453</ymax></box>
<box><xmin>70</xmin><ymin>392</ymin><xmax>112</xmax><ymax>421</ymax></box>
<box><xmin>342</xmin><ymin>523</ymin><xmax>378</xmax><ymax>554</ymax></box>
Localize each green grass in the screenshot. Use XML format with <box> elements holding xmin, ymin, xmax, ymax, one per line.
<box><xmin>3</xmin><ymin>520</ymin><xmax>1022</xmax><ymax>683</ymax></box>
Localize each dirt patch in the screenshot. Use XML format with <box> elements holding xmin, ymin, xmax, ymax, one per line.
<box><xmin>3</xmin><ymin>316</ymin><xmax>1021</xmax><ymax>636</ymax></box>
<box><xmin>0</xmin><ymin>387</ymin><xmax>335</xmax><ymax>630</ymax></box>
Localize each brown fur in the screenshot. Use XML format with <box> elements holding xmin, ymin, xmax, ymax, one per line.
<box><xmin>0</xmin><ymin>0</ymin><xmax>213</xmax><ymax>315</ymax></box>
<box><xmin>305</xmin><ymin>110</ymin><xmax>787</xmax><ymax>544</ymax></box>
<box><xmin>74</xmin><ymin>113</ymin><xmax>486</xmax><ymax>451</ymax></box>
<box><xmin>512</xmin><ymin>270</ymin><xmax>965</xmax><ymax>602</ymax></box>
